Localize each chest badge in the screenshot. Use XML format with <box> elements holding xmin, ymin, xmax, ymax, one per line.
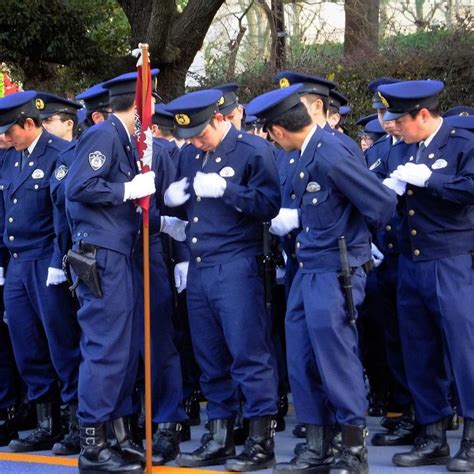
<box><xmin>55</xmin><ymin>165</ymin><xmax>69</xmax><ymax>181</ymax></box>
<box><xmin>431</xmin><ymin>159</ymin><xmax>448</xmax><ymax>170</ymax></box>
<box><xmin>89</xmin><ymin>151</ymin><xmax>106</xmax><ymax>171</ymax></box>
<box><xmin>32</xmin><ymin>169</ymin><xmax>44</xmax><ymax>179</ymax></box>
<box><xmin>306</xmin><ymin>181</ymin><xmax>321</xmax><ymax>193</ymax></box>
<box><xmin>219</xmin><ymin>166</ymin><xmax>235</xmax><ymax>178</ymax></box>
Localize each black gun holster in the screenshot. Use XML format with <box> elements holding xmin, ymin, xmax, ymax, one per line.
<box><xmin>67</xmin><ymin>242</ymin><xmax>103</xmax><ymax>298</ymax></box>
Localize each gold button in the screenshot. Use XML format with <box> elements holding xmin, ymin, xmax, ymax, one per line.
<box><xmin>299</xmin><ymin>172</ymin><xmax>304</xmax><ymax>179</ymax></box>
<box><xmin>386</xmin><ymin>225</ymin><xmax>392</xmax><ymax>231</ymax></box>
<box><xmin>8</xmin><ymin>217</ymin><xmax>13</xmax><ymax>223</ymax></box>
<box><xmin>193</xmin><ymin>217</ymin><xmax>199</xmax><ymax>223</ymax></box>
<box><xmin>411</xmin><ymin>229</ymin><xmax>417</xmax><ymax>236</ymax></box>
<box><xmin>13</xmin><ymin>198</ymin><xmax>17</xmax><ymax>204</ymax></box>
<box><xmin>13</xmin><ymin>253</ymin><xmax>18</xmax><ymax>258</ymax></box>
<box><xmin>191</xmin><ymin>237</ymin><xmax>198</xmax><ymax>244</ymax></box>
<box><xmin>312</xmin><ymin>198</ymin><xmax>318</xmax><ymax>204</ymax></box>
<box><xmin>299</xmin><ymin>262</ymin><xmax>304</xmax><ymax>268</ymax></box>
<box><xmin>388</xmin><ymin>243</ymin><xmax>394</xmax><ymax>249</ymax></box>
<box><xmin>196</xmin><ymin>257</ymin><xmax>201</xmax><ymax>263</ymax></box>
<box><xmin>413</xmin><ymin>249</ymin><xmax>420</xmax><ymax>256</ymax></box>
<box><xmin>196</xmin><ymin>196</ymin><xmax>201</xmax><ymax>202</ymax></box>
<box><xmin>407</xmin><ymin>189</ymin><xmax>414</xmax><ymax>196</ymax></box>
<box><xmin>9</xmin><ymin>236</ymin><xmax>14</xmax><ymax>241</ymax></box>
<box><xmin>291</xmin><ymin>193</ymin><xmax>296</xmax><ymax>200</ymax></box>
<box><xmin>408</xmin><ymin>209</ymin><xmax>415</xmax><ymax>216</ymax></box>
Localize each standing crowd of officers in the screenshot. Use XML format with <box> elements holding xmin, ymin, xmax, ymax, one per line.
<box><xmin>0</xmin><ymin>67</ymin><xmax>473</xmax><ymax>474</ymax></box>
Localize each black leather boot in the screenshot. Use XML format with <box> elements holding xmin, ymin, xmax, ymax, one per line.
<box><xmin>9</xmin><ymin>402</ymin><xmax>62</xmax><ymax>452</ymax></box>
<box><xmin>380</xmin><ymin>404</ymin><xmax>414</xmax><ymax>432</ymax></box>
<box><xmin>176</xmin><ymin>417</ymin><xmax>236</xmax><ymax>467</ymax></box>
<box><xmin>367</xmin><ymin>392</ymin><xmax>387</xmax><ymax>417</ymax></box>
<box><xmin>372</xmin><ymin>415</ymin><xmax>420</xmax><ymax>446</ymax></box>
<box><xmin>53</xmin><ymin>404</ymin><xmax>80</xmax><ymax>455</ymax></box>
<box><xmin>447</xmin><ymin>406</ymin><xmax>460</xmax><ymax>431</ymax></box>
<box><xmin>79</xmin><ymin>422</ymin><xmax>143</xmax><ymax>474</ymax></box>
<box><xmin>234</xmin><ymin>418</ymin><xmax>250</xmax><ymax>446</ymax></box>
<box><xmin>330</xmin><ymin>425</ymin><xmax>368</xmax><ymax>474</ymax></box>
<box><xmin>184</xmin><ymin>390</ymin><xmax>201</xmax><ymax>426</ymax></box>
<box><xmin>392</xmin><ymin>418</ymin><xmax>450</xmax><ymax>467</ymax></box>
<box><xmin>111</xmin><ymin>416</ymin><xmax>145</xmax><ymax>465</ymax></box>
<box><xmin>293</xmin><ymin>424</ymin><xmax>306</xmax><ymax>438</ymax></box>
<box><xmin>276</xmin><ymin>395</ymin><xmax>288</xmax><ymax>432</ymax></box>
<box><xmin>0</xmin><ymin>407</ymin><xmax>18</xmax><ymax>447</ymax></box>
<box><xmin>275</xmin><ymin>425</ymin><xmax>334</xmax><ymax>474</ymax></box>
<box><xmin>446</xmin><ymin>417</ymin><xmax>474</xmax><ymax>472</ymax></box>
<box><xmin>152</xmin><ymin>422</ymin><xmax>182</xmax><ymax>465</ymax></box>
<box><xmin>225</xmin><ymin>415</ymin><xmax>276</xmax><ymax>471</ymax></box>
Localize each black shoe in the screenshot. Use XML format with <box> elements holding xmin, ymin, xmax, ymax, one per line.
<box><xmin>367</xmin><ymin>394</ymin><xmax>387</xmax><ymax>417</ymax></box>
<box><xmin>380</xmin><ymin>405</ymin><xmax>414</xmax><ymax>431</ymax></box>
<box><xmin>225</xmin><ymin>416</ymin><xmax>276</xmax><ymax>471</ymax></box>
<box><xmin>372</xmin><ymin>417</ymin><xmax>420</xmax><ymax>446</ymax></box>
<box><xmin>329</xmin><ymin>425</ymin><xmax>369</xmax><ymax>474</ymax></box>
<box><xmin>53</xmin><ymin>404</ymin><xmax>80</xmax><ymax>455</ymax></box>
<box><xmin>447</xmin><ymin>407</ymin><xmax>460</xmax><ymax>431</ymax></box>
<box><xmin>184</xmin><ymin>391</ymin><xmax>201</xmax><ymax>426</ymax></box>
<box><xmin>15</xmin><ymin>398</ymin><xmax>37</xmax><ymax>431</ymax></box>
<box><xmin>79</xmin><ymin>422</ymin><xmax>143</xmax><ymax>474</ymax></box>
<box><xmin>0</xmin><ymin>407</ymin><xmax>18</xmax><ymax>447</ymax></box>
<box><xmin>111</xmin><ymin>416</ymin><xmax>145</xmax><ymax>465</ymax></box>
<box><xmin>293</xmin><ymin>424</ymin><xmax>306</xmax><ymax>438</ymax></box>
<box><xmin>9</xmin><ymin>402</ymin><xmax>62</xmax><ymax>452</ymax></box>
<box><xmin>176</xmin><ymin>417</ymin><xmax>236</xmax><ymax>467</ymax></box>
<box><xmin>392</xmin><ymin>419</ymin><xmax>450</xmax><ymax>467</ymax></box>
<box><xmin>234</xmin><ymin>418</ymin><xmax>250</xmax><ymax>446</ymax></box>
<box><xmin>152</xmin><ymin>422</ymin><xmax>182</xmax><ymax>465</ymax></box>
<box><xmin>446</xmin><ymin>417</ymin><xmax>474</xmax><ymax>472</ymax></box>
<box><xmin>275</xmin><ymin>425</ymin><xmax>334</xmax><ymax>474</ymax></box>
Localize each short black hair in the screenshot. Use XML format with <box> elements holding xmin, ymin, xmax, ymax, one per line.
<box><xmin>56</xmin><ymin>112</ymin><xmax>79</xmax><ymax>137</ymax></box>
<box><xmin>302</xmin><ymin>93</ymin><xmax>328</xmax><ymax>115</ymax></box>
<box><xmin>266</xmin><ymin>102</ymin><xmax>312</xmax><ymax>132</ymax></box>
<box><xmin>16</xmin><ymin>113</ymin><xmax>42</xmax><ymax>129</ymax></box>
<box><xmin>110</xmin><ymin>93</ymin><xmax>135</xmax><ymax>113</ymax></box>
<box><xmin>408</xmin><ymin>105</ymin><xmax>441</xmax><ymax>119</ymax></box>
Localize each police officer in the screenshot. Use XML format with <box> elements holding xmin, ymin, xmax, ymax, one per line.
<box><xmin>377</xmin><ymin>80</ymin><xmax>474</xmax><ymax>471</ymax></box>
<box><xmin>213</xmin><ymin>83</ymin><xmax>245</xmax><ymax>130</ymax></box>
<box><xmin>66</xmin><ymin>72</ymin><xmax>157</xmax><ymax>474</ymax></box>
<box><xmin>75</xmin><ymin>83</ymin><xmax>112</xmax><ymax>132</ymax></box>
<box><xmin>247</xmin><ymin>84</ymin><xmax>397</xmax><ymax>474</ymax></box>
<box><xmin>163</xmin><ymin>89</ymin><xmax>281</xmax><ymax>471</ymax></box>
<box><xmin>0</xmin><ymin>91</ymin><xmax>81</xmax><ymax>452</ymax></box>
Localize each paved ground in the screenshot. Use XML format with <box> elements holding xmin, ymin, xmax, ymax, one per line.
<box><xmin>0</xmin><ymin>404</ymin><xmax>468</xmax><ymax>474</ymax></box>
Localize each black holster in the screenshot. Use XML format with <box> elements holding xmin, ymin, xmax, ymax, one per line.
<box><xmin>67</xmin><ymin>243</ymin><xmax>102</xmax><ymax>298</ymax></box>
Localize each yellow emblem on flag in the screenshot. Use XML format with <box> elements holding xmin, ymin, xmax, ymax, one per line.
<box><xmin>175</xmin><ymin>113</ymin><xmax>191</xmax><ymax>126</ymax></box>
<box><xmin>35</xmin><ymin>98</ymin><xmax>45</xmax><ymax>110</ymax></box>
<box><xmin>377</xmin><ymin>92</ymin><xmax>389</xmax><ymax>108</ymax></box>
<box><xmin>279</xmin><ymin>78</ymin><xmax>290</xmax><ymax>88</ymax></box>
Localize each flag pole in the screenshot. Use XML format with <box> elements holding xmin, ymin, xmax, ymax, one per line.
<box><xmin>134</xmin><ymin>42</ymin><xmax>153</xmax><ymax>473</ymax></box>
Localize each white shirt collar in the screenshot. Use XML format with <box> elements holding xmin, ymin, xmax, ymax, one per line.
<box><xmin>301</xmin><ymin>125</ymin><xmax>318</xmax><ymax>156</ymax></box>
<box><xmin>27</xmin><ymin>129</ymin><xmax>43</xmax><ymax>155</ymax></box>
<box><xmin>114</xmin><ymin>114</ymin><xmax>132</xmax><ymax>142</ymax></box>
<box><xmin>421</xmin><ymin>118</ymin><xmax>443</xmax><ymax>148</ymax></box>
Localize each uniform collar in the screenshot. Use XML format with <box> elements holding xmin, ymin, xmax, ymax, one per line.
<box><xmin>27</xmin><ymin>129</ymin><xmax>43</xmax><ymax>155</ymax></box>
<box><xmin>421</xmin><ymin>117</ymin><xmax>443</xmax><ymax>148</ymax></box>
<box><xmin>301</xmin><ymin>125</ymin><xmax>318</xmax><ymax>156</ymax></box>
<box><xmin>113</xmin><ymin>113</ymin><xmax>132</xmax><ymax>142</ymax></box>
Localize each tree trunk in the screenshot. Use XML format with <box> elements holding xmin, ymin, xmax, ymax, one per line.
<box><xmin>344</xmin><ymin>0</ymin><xmax>380</xmax><ymax>57</ymax></box>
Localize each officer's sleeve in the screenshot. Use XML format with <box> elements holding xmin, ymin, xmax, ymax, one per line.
<box><xmin>425</xmin><ymin>143</ymin><xmax>474</xmax><ymax>205</ymax></box>
<box><xmin>153</xmin><ymin>145</ymin><xmax>177</xmax><ymax>214</ymax></box>
<box><xmin>329</xmin><ymin>153</ymin><xmax>398</xmax><ymax>229</ymax></box>
<box><xmin>222</xmin><ymin>146</ymin><xmax>281</xmax><ymax>221</ymax></box>
<box><xmin>66</xmin><ymin>128</ymin><xmax>125</xmax><ymax>205</ymax></box>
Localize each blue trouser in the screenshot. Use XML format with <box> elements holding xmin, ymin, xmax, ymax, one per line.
<box><xmin>132</xmin><ymin>238</ymin><xmax>187</xmax><ymax>423</ymax></box>
<box><xmin>186</xmin><ymin>256</ymin><xmax>278</xmax><ymax>420</ymax></box>
<box><xmin>73</xmin><ymin>248</ymin><xmax>137</xmax><ymax>424</ymax></box>
<box><xmin>398</xmin><ymin>253</ymin><xmax>473</xmax><ymax>424</ymax></box>
<box><xmin>286</xmin><ymin>268</ymin><xmax>367</xmax><ymax>426</ymax></box>
<box><xmin>0</xmin><ymin>319</ymin><xmax>20</xmax><ymax>409</ymax></box>
<box><xmin>4</xmin><ymin>256</ymin><xmax>80</xmax><ymax>404</ymax></box>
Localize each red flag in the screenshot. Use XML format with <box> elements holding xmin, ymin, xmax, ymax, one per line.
<box><xmin>134</xmin><ymin>44</ymin><xmax>153</xmax><ymax>219</ymax></box>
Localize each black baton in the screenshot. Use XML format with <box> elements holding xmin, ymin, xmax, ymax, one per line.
<box><xmin>338</xmin><ymin>235</ymin><xmax>356</xmax><ymax>324</ymax></box>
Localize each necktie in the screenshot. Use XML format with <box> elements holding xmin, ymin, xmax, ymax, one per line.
<box><xmin>202</xmin><ymin>151</ymin><xmax>211</xmax><ymax>169</ymax></box>
<box><xmin>21</xmin><ymin>149</ymin><xmax>30</xmax><ymax>170</ymax></box>
<box><xmin>415</xmin><ymin>142</ymin><xmax>426</xmax><ymax>163</ymax></box>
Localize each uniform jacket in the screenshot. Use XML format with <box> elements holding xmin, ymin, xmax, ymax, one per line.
<box><xmin>324</xmin><ymin>123</ymin><xmax>365</xmax><ymax>162</ymax></box>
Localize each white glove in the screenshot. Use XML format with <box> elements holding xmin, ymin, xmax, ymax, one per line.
<box><xmin>269</xmin><ymin>208</ymin><xmax>300</xmax><ymax>236</ymax></box>
<box><xmin>383</xmin><ymin>177</ymin><xmax>406</xmax><ymax>196</ymax></box>
<box><xmin>390</xmin><ymin>163</ymin><xmax>432</xmax><ymax>188</ymax></box>
<box><xmin>160</xmin><ymin>216</ymin><xmax>187</xmax><ymax>242</ymax></box>
<box><xmin>123</xmin><ymin>171</ymin><xmax>156</xmax><ymax>201</ymax></box>
<box><xmin>0</xmin><ymin>267</ymin><xmax>5</xmax><ymax>286</ymax></box>
<box><xmin>164</xmin><ymin>178</ymin><xmax>190</xmax><ymax>207</ymax></box>
<box><xmin>193</xmin><ymin>171</ymin><xmax>227</xmax><ymax>198</ymax></box>
<box><xmin>46</xmin><ymin>267</ymin><xmax>67</xmax><ymax>286</ymax></box>
<box><xmin>371</xmin><ymin>243</ymin><xmax>384</xmax><ymax>268</ymax></box>
<box><xmin>174</xmin><ymin>261</ymin><xmax>189</xmax><ymax>293</ymax></box>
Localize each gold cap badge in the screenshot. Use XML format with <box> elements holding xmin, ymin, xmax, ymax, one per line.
<box><xmin>377</xmin><ymin>91</ymin><xmax>389</xmax><ymax>108</ymax></box>
<box><xmin>175</xmin><ymin>113</ymin><xmax>191</xmax><ymax>126</ymax></box>
<box><xmin>35</xmin><ymin>98</ymin><xmax>45</xmax><ymax>110</ymax></box>
<box><xmin>279</xmin><ymin>78</ymin><xmax>290</xmax><ymax>88</ymax></box>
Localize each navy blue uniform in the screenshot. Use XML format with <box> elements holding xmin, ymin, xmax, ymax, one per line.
<box><xmin>323</xmin><ymin>122</ymin><xmax>365</xmax><ymax>162</ymax></box>
<box><xmin>0</xmin><ymin>131</ymin><xmax>80</xmax><ymax>404</ymax></box>
<box><xmin>175</xmin><ymin>125</ymin><xmax>281</xmax><ymax>420</ymax></box>
<box><xmin>66</xmin><ymin>115</ymin><xmax>141</xmax><ymax>424</ymax></box>
<box><xmin>387</xmin><ymin>122</ymin><xmax>474</xmax><ymax>424</ymax></box>
<box><xmin>285</xmin><ymin>126</ymin><xmax>397</xmax><ymax>426</ymax></box>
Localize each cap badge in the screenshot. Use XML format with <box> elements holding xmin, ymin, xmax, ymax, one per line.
<box><xmin>175</xmin><ymin>114</ymin><xmax>191</xmax><ymax>126</ymax></box>
<box><xmin>377</xmin><ymin>92</ymin><xmax>389</xmax><ymax>109</ymax></box>
<box><xmin>279</xmin><ymin>78</ymin><xmax>290</xmax><ymax>88</ymax></box>
<box><xmin>217</xmin><ymin>96</ymin><xmax>225</xmax><ymax>106</ymax></box>
<box><xmin>35</xmin><ymin>98</ymin><xmax>45</xmax><ymax>110</ymax></box>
